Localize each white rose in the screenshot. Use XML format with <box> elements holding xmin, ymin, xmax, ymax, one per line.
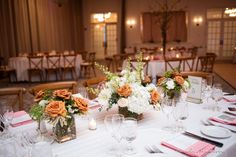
<box><xmin>166</xmin><ymin>79</ymin><xmax>175</xmax><ymax>90</ymax></box>
<box><xmin>117</xmin><ymin>98</ymin><xmax>128</xmax><ymax>107</ymax></box>
<box><xmin>183</xmin><ymin>80</ymin><xmax>190</xmax><ymax>89</ymax></box>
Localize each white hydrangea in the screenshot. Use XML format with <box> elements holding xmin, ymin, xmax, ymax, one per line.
<box><xmin>39</xmin><ymin>100</ymin><xmax>49</xmax><ymax>107</ymax></box>
<box><xmin>97</xmin><ymin>88</ymin><xmax>113</xmax><ymax>108</ymax></box>
<box><xmin>166</xmin><ymin>79</ymin><xmax>175</xmax><ymax>90</ymax></box>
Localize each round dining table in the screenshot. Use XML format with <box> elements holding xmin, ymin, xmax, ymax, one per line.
<box><xmin>7</xmin><ymin>95</ymin><xmax>236</xmax><ymax>157</ymax></box>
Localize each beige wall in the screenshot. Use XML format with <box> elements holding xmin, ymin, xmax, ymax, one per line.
<box><xmin>82</xmin><ymin>0</ymin><xmax>236</xmax><ymax>56</ymax></box>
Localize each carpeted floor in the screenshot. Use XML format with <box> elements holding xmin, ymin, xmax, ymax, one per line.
<box><xmin>214</xmin><ymin>63</ymin><xmax>236</xmax><ymax>90</ymax></box>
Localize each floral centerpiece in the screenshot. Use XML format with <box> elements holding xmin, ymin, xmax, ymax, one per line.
<box><xmin>93</xmin><ymin>54</ymin><xmax>161</xmax><ymax>120</ymax></box>
<box><xmin>29</xmin><ymin>89</ymin><xmax>88</xmax><ymax>143</ymax></box>
<box><xmin>157</xmin><ymin>70</ymin><xmax>190</xmax><ymax>101</ymax></box>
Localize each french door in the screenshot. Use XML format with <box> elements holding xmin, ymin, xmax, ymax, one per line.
<box><xmin>207</xmin><ymin>20</ymin><xmax>236</xmax><ymax>59</ymax></box>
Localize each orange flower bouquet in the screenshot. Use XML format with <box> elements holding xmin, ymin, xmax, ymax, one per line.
<box><xmin>157</xmin><ymin>70</ymin><xmax>190</xmax><ymax>99</ymax></box>
<box><xmin>29</xmin><ymin>89</ymin><xmax>88</xmax><ymax>143</ymax></box>
<box><xmin>96</xmin><ymin>53</ymin><xmax>161</xmax><ymax>120</ymax></box>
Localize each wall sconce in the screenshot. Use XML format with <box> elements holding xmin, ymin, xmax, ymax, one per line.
<box><xmin>126</xmin><ymin>19</ymin><xmax>136</xmax><ymax>28</ymax></box>
<box><xmin>193</xmin><ymin>17</ymin><xmax>203</xmax><ymax>26</ymax></box>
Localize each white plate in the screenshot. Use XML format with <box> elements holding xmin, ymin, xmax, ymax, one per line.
<box><xmin>201</xmin><ymin>126</ymin><xmax>231</xmax><ymax>139</ymax></box>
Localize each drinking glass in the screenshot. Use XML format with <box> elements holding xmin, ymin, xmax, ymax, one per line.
<box><xmin>173</xmin><ymin>101</ymin><xmax>189</xmax><ymax>132</ymax></box>
<box><xmin>122</xmin><ymin>117</ymin><xmax>137</xmax><ymax>155</ymax></box>
<box><xmin>161</xmin><ymin>97</ymin><xmax>174</xmax><ymax>131</ymax></box>
<box><xmin>212</xmin><ymin>83</ymin><xmax>223</xmax><ymax>111</ymax></box>
<box><xmin>1</xmin><ymin>105</ymin><xmax>14</xmax><ymax>132</ymax></box>
<box><xmin>78</xmin><ymin>87</ymin><xmax>88</xmax><ymax>99</ymax></box>
<box><xmin>104</xmin><ymin>114</ymin><xmax>124</xmax><ymax>156</ymax></box>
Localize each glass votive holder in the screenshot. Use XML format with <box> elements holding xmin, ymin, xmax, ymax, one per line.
<box><xmin>88</xmin><ymin>117</ymin><xmax>97</xmax><ymax>130</ymax></box>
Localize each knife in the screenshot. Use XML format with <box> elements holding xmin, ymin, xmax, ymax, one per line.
<box><xmin>183</xmin><ymin>131</ymin><xmax>224</xmax><ymax>147</ymax></box>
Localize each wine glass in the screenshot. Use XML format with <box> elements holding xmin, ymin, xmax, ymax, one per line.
<box><xmin>212</xmin><ymin>83</ymin><xmax>223</xmax><ymax>111</ymax></box>
<box><xmin>173</xmin><ymin>101</ymin><xmax>189</xmax><ymax>132</ymax></box>
<box><xmin>122</xmin><ymin>117</ymin><xmax>137</xmax><ymax>155</ymax></box>
<box><xmin>1</xmin><ymin>105</ymin><xmax>14</xmax><ymax>132</ymax></box>
<box><xmin>104</xmin><ymin>114</ymin><xmax>124</xmax><ymax>155</ymax></box>
<box><xmin>78</xmin><ymin>87</ymin><xmax>89</xmax><ymax>99</ymax></box>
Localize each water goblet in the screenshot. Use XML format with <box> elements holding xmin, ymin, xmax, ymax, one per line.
<box><xmin>212</xmin><ymin>83</ymin><xmax>223</xmax><ymax>111</ymax></box>
<box><xmin>122</xmin><ymin>117</ymin><xmax>137</xmax><ymax>155</ymax></box>
<box><xmin>161</xmin><ymin>97</ymin><xmax>174</xmax><ymax>131</ymax></box>
<box><xmin>1</xmin><ymin>105</ymin><xmax>14</xmax><ymax>132</ymax></box>
<box><xmin>78</xmin><ymin>87</ymin><xmax>88</xmax><ymax>99</ymax></box>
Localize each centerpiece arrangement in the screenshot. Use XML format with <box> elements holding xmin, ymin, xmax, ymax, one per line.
<box><xmin>29</xmin><ymin>89</ymin><xmax>88</xmax><ymax>143</ymax></box>
<box><xmin>157</xmin><ymin>70</ymin><xmax>190</xmax><ymax>104</ymax></box>
<box><xmin>93</xmin><ymin>53</ymin><xmax>161</xmax><ymax>120</ymax></box>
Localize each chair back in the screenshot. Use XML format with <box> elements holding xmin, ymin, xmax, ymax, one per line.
<box><xmin>46</xmin><ymin>55</ymin><xmax>61</xmax><ymax>69</ymax></box>
<box><xmin>29</xmin><ymin>81</ymin><xmax>78</xmax><ymax>95</ymax></box>
<box><xmin>83</xmin><ymin>76</ymin><xmax>106</xmax><ymax>99</ymax></box>
<box><xmin>164</xmin><ymin>57</ymin><xmax>183</xmax><ymax>72</ymax></box>
<box><xmin>87</xmin><ymin>52</ymin><xmax>96</xmax><ymax>64</ymax></box>
<box><xmin>196</xmin><ymin>55</ymin><xmax>216</xmax><ymax>72</ymax></box>
<box><xmin>28</xmin><ymin>56</ymin><xmax>44</xmax><ymax>70</ymax></box>
<box><xmin>130</xmin><ymin>59</ymin><xmax>149</xmax><ymax>76</ymax></box>
<box><xmin>63</xmin><ymin>54</ymin><xmax>76</xmax><ymax>68</ymax></box>
<box><xmin>0</xmin><ymin>87</ymin><xmax>26</xmax><ymax>110</ymax></box>
<box><xmin>180</xmin><ymin>71</ymin><xmax>213</xmax><ymax>79</ymax></box>
<box><xmin>182</xmin><ymin>57</ymin><xmax>195</xmax><ymax>71</ymax></box>
<box><xmin>113</xmin><ymin>54</ymin><xmax>127</xmax><ymax>72</ymax></box>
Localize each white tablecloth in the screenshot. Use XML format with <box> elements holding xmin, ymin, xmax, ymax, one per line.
<box><xmin>9</xmin><ymin>98</ymin><xmax>236</xmax><ymax>157</ymax></box>
<box><xmin>8</xmin><ymin>55</ymin><xmax>83</xmax><ymax>82</ymax></box>
<box><xmin>123</xmin><ymin>59</ymin><xmax>194</xmax><ymax>83</ymax></box>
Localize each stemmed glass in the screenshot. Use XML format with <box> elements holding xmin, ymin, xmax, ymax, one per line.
<box><xmin>212</xmin><ymin>83</ymin><xmax>223</xmax><ymax>111</ymax></box>
<box><xmin>122</xmin><ymin>117</ymin><xmax>137</xmax><ymax>155</ymax></box>
<box><xmin>1</xmin><ymin>105</ymin><xmax>14</xmax><ymax>133</ymax></box>
<box><xmin>78</xmin><ymin>87</ymin><xmax>88</xmax><ymax>99</ymax></box>
<box><xmin>104</xmin><ymin>114</ymin><xmax>124</xmax><ymax>156</ymax></box>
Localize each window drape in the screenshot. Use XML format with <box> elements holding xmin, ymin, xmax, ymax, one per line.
<box><xmin>141</xmin><ymin>11</ymin><xmax>187</xmax><ymax>43</ymax></box>
<box><xmin>0</xmin><ymin>0</ymin><xmax>84</xmax><ymax>60</ymax></box>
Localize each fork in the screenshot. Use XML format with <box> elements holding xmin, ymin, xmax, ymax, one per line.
<box><xmin>145</xmin><ymin>145</ymin><xmax>163</xmax><ymax>153</ymax></box>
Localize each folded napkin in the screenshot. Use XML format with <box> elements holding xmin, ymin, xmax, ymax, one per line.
<box><xmin>209</xmin><ymin>114</ymin><xmax>236</xmax><ymax>125</ymax></box>
<box><xmin>161</xmin><ymin>134</ymin><xmax>215</xmax><ymax>157</ymax></box>
<box><xmin>223</xmin><ymin>95</ymin><xmax>236</xmax><ymax>102</ymax></box>
<box><xmin>72</xmin><ymin>94</ymin><xmax>101</xmax><ymax>109</ymax></box>
<box><xmin>11</xmin><ymin>111</ymin><xmax>33</xmax><ymax>127</ymax></box>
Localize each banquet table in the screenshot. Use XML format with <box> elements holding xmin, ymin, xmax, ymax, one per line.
<box><xmin>7</xmin><ymin>96</ymin><xmax>236</xmax><ymax>157</ymax></box>
<box><xmin>8</xmin><ymin>55</ymin><xmax>83</xmax><ymax>82</ymax></box>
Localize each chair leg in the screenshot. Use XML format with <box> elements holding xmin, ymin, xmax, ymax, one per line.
<box><xmin>93</xmin><ymin>66</ymin><xmax>96</xmax><ymax>76</ymax></box>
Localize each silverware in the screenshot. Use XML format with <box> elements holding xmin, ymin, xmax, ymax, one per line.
<box><xmin>183</xmin><ymin>131</ymin><xmax>223</xmax><ymax>147</ymax></box>
<box><xmin>145</xmin><ymin>145</ymin><xmax>163</xmax><ymax>153</ymax></box>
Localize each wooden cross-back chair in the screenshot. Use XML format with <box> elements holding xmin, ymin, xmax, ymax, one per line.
<box><xmin>182</xmin><ymin>57</ymin><xmax>195</xmax><ymax>71</ymax></box>
<box><xmin>196</xmin><ymin>55</ymin><xmax>216</xmax><ymax>73</ymax></box>
<box><xmin>130</xmin><ymin>59</ymin><xmax>150</xmax><ymax>76</ymax></box>
<box><xmin>80</xmin><ymin>52</ymin><xmax>96</xmax><ymax>78</ymax></box>
<box><xmin>180</xmin><ymin>71</ymin><xmax>213</xmax><ymax>80</ymax></box>
<box><xmin>62</xmin><ymin>54</ymin><xmax>77</xmax><ymax>80</ymax></box>
<box><xmin>28</xmin><ymin>56</ymin><xmax>44</xmax><ymax>82</ymax></box>
<box><xmin>0</xmin><ymin>87</ymin><xmax>26</xmax><ymax>110</ymax></box>
<box><xmin>164</xmin><ymin>57</ymin><xmax>183</xmax><ymax>72</ymax></box>
<box><xmin>29</xmin><ymin>81</ymin><xmax>78</xmax><ymax>96</ymax></box>
<box><xmin>45</xmin><ymin>55</ymin><xmax>61</xmax><ymax>81</ymax></box>
<box><xmin>83</xmin><ymin>76</ymin><xmax>106</xmax><ymax>99</ymax></box>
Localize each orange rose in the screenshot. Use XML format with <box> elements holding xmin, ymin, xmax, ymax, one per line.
<box><xmin>34</xmin><ymin>90</ymin><xmax>44</xmax><ymax>102</ymax></box>
<box><xmin>150</xmin><ymin>90</ymin><xmax>160</xmax><ymax>104</ymax></box>
<box><xmin>53</xmin><ymin>89</ymin><xmax>71</xmax><ymax>99</ymax></box>
<box><xmin>157</xmin><ymin>77</ymin><xmax>166</xmax><ymax>86</ymax></box>
<box><xmin>174</xmin><ymin>76</ymin><xmax>185</xmax><ymax>85</ymax></box>
<box><xmin>117</xmin><ymin>84</ymin><xmax>132</xmax><ymax>97</ymax></box>
<box><xmin>142</xmin><ymin>75</ymin><xmax>151</xmax><ymax>84</ymax></box>
<box><xmin>74</xmin><ymin>97</ymin><xmax>88</xmax><ymax>113</ymax></box>
<box><xmin>45</xmin><ymin>101</ymin><xmax>67</xmax><ymax>118</ymax></box>
<box><xmin>173</xmin><ymin>71</ymin><xmax>181</xmax><ymax>77</ymax></box>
